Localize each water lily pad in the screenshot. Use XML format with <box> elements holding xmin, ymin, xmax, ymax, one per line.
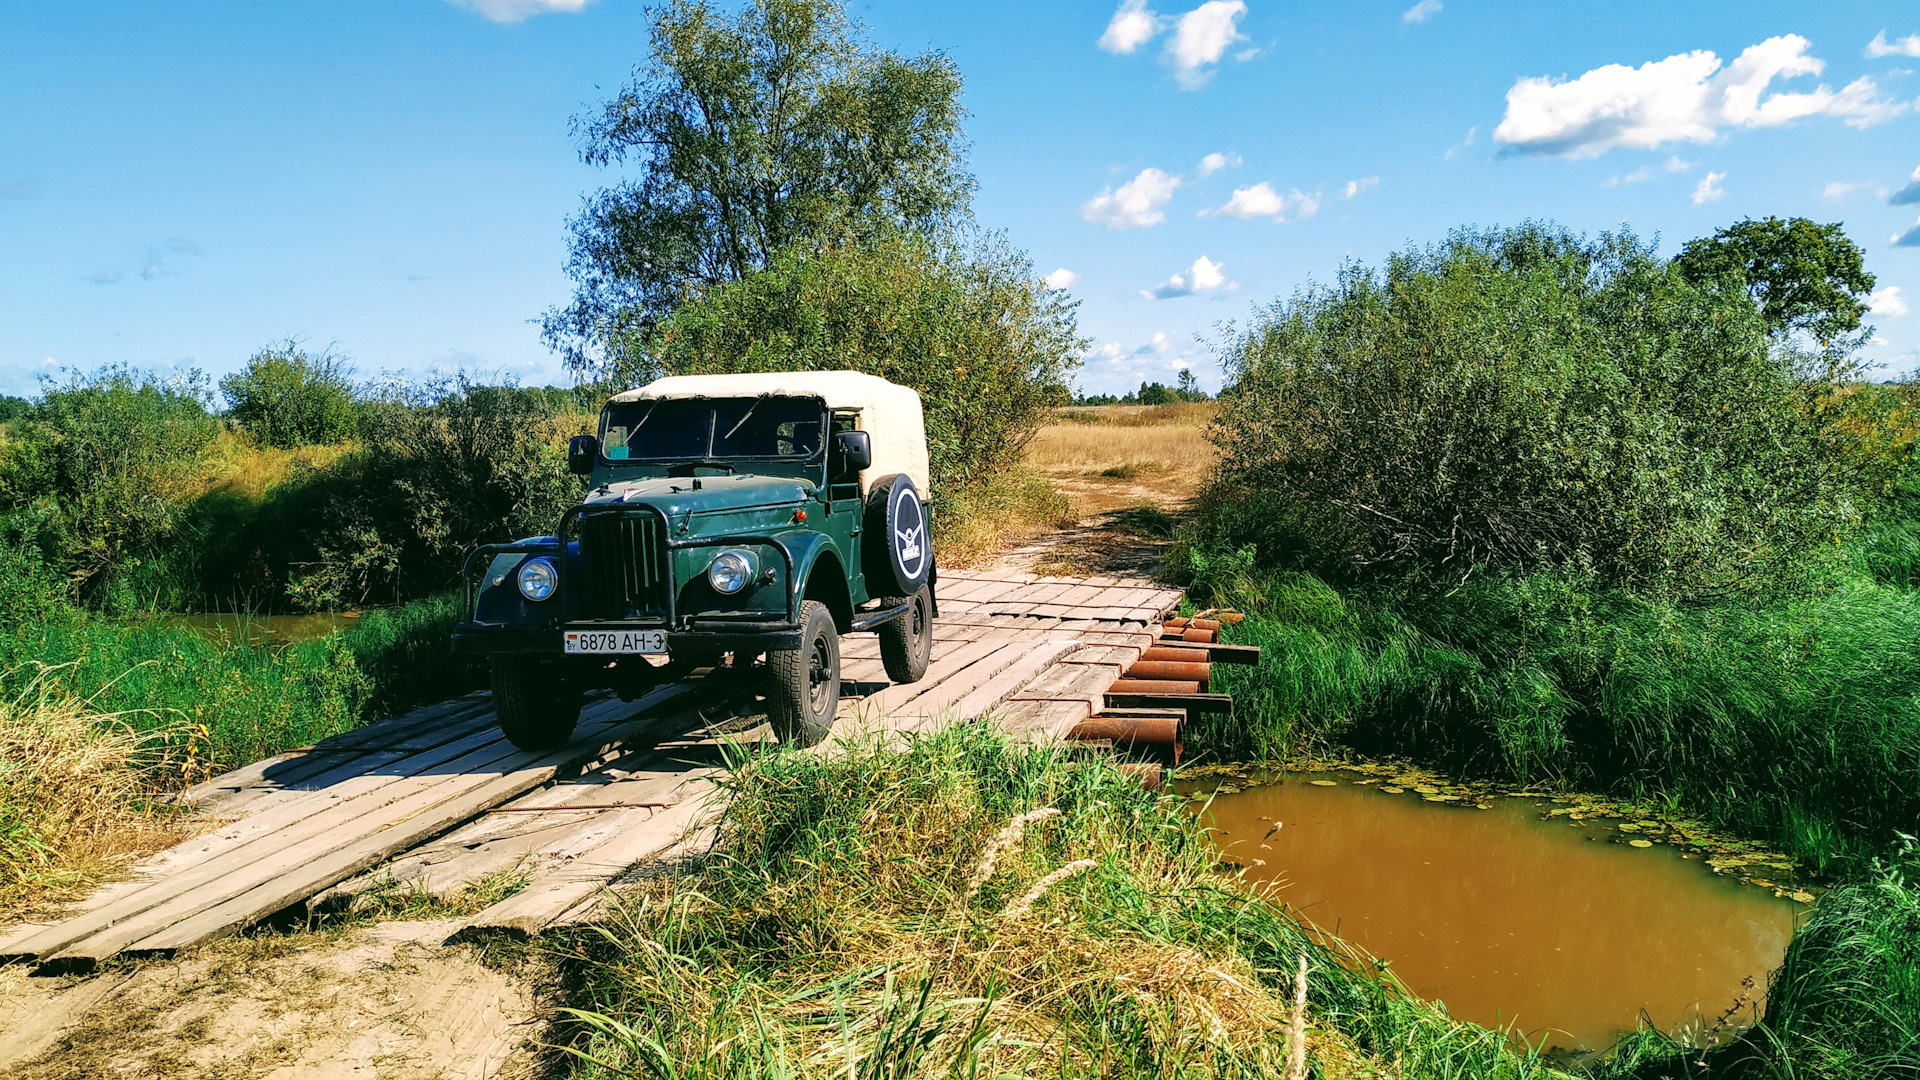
<box><xmin>1618</xmin><ymin>822</ymin><xmax>1641</xmax><ymax>832</ymax></box>
<box><xmin>1381</xmin><ymin>786</ymin><xmax>1405</xmax><ymax>794</ymax></box>
<box><xmin>1789</xmin><ymin>891</ymin><xmax>1814</xmax><ymax>903</ymax></box>
<box><xmin>1628</xmin><ymin>839</ymin><xmax>1653</xmax><ymax>848</ymax></box>
<box><xmin>1309</xmin><ymin>780</ymin><xmax>1337</xmax><ymax>787</ymax></box>
<box><xmin>1414</xmin><ymin>785</ymin><xmax>1440</xmax><ymax>795</ymax></box>
<box><xmin>1423</xmin><ymin>793</ymin><xmax>1460</xmax><ymax>802</ymax></box>
<box><xmin>1474</xmin><ymin>802</ymin><xmax>1493</xmax><ymax>810</ymax></box>
<box><xmin>1635</xmin><ymin>820</ymin><xmax>1661</xmax><ymax>829</ymax></box>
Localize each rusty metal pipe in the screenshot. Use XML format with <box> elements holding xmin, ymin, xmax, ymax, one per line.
<box><xmin>1106</xmin><ymin>678</ymin><xmax>1206</xmax><ymax>695</ymax></box>
<box><xmin>1180</xmin><ymin>627</ymin><xmax>1217</xmax><ymax>643</ymax></box>
<box><xmin>1068</xmin><ymin>715</ymin><xmax>1182</xmax><ymax>745</ymax></box>
<box><xmin>1141</xmin><ymin>645</ymin><xmax>1211</xmax><ymax>664</ymax></box>
<box><xmin>1124</xmin><ymin>661</ymin><xmax>1211</xmax><ymax>689</ymax></box>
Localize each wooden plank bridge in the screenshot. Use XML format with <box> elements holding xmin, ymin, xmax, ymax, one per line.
<box><xmin>0</xmin><ymin>569</ymin><xmax>1251</xmax><ymax>973</ymax></box>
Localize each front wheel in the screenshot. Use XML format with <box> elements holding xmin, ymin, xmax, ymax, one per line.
<box><xmin>768</xmin><ymin>600</ymin><xmax>839</xmax><ymax>746</ymax></box>
<box><xmin>491</xmin><ymin>656</ymin><xmax>582</xmax><ymax>751</ymax></box>
<box><xmin>878</xmin><ymin>586</ymin><xmax>933</xmax><ymax>683</ymax></box>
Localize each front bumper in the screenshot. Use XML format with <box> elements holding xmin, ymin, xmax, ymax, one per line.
<box><xmin>453</xmin><ymin>624</ymin><xmax>803</xmax><ymax>655</ymax></box>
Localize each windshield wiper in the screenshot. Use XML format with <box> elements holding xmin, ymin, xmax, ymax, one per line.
<box><xmin>722</xmin><ymin>393</ymin><xmax>771</xmax><ymax>441</ymax></box>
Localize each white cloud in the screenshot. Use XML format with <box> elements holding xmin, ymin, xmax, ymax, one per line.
<box><xmin>1166</xmin><ymin>0</ymin><xmax>1247</xmax><ymax>89</ymax></box>
<box><xmin>1043</xmin><ymin>267</ymin><xmax>1081</xmax><ymax>291</ymax></box>
<box><xmin>1136</xmin><ymin>332</ymin><xmax>1171</xmax><ymax>355</ymax></box>
<box><xmin>1443</xmin><ymin>125</ymin><xmax>1477</xmax><ymax>160</ymax></box>
<box><xmin>1895</xmin><ymin>218</ymin><xmax>1920</xmax><ymax>248</ymax></box>
<box><xmin>1142</xmin><ymin>256</ymin><xmax>1234</xmax><ymax>300</ymax></box>
<box><xmin>1865</xmin><ymin>31</ymin><xmax>1920</xmax><ymax>59</ymax></box>
<box><xmin>1197</xmin><ymin>151</ymin><xmax>1241</xmax><ymax>177</ymax></box>
<box><xmin>446</xmin><ymin>0</ymin><xmax>591</xmax><ymax>22</ymax></box>
<box><xmin>1340</xmin><ymin>176</ymin><xmax>1380</xmax><ymax>200</ymax></box>
<box><xmin>1823</xmin><ymin>181</ymin><xmax>1868</xmax><ymax>202</ymax></box>
<box><xmin>1402</xmin><ymin>0</ymin><xmax>1441</xmax><ymax>25</ymax></box>
<box><xmin>1870</xmin><ymin>286</ymin><xmax>1910</xmax><ymax>317</ymax></box>
<box><xmin>1081</xmin><ymin>168</ymin><xmax>1182</xmax><ymax>229</ymax></box>
<box><xmin>1203</xmin><ymin>181</ymin><xmax>1320</xmax><ymax>222</ymax></box>
<box><xmin>1692</xmin><ymin>170</ymin><xmax>1726</xmax><ymax>205</ymax></box>
<box><xmin>1494</xmin><ymin>35</ymin><xmax>1912</xmax><ymax>158</ymax></box>
<box><xmin>1606</xmin><ymin>167</ymin><xmax>1653</xmax><ymax>187</ymax></box>
<box><xmin>1099</xmin><ymin>0</ymin><xmax>1162</xmax><ymax>54</ymax></box>
<box><xmin>1665</xmin><ymin>155</ymin><xmax>1695</xmax><ymax>172</ymax></box>
<box><xmin>1892</xmin><ymin>165</ymin><xmax>1920</xmax><ymax>206</ymax></box>
<box><xmin>86</xmin><ymin>269</ymin><xmax>120</xmax><ymax>286</ymax></box>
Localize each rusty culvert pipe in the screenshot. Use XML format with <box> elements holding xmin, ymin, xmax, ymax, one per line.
<box><xmin>1106</xmin><ymin>678</ymin><xmax>1206</xmax><ymax>696</ymax></box>
<box><xmin>1178</xmin><ymin>627</ymin><xmax>1218</xmax><ymax>643</ymax></box>
<box><xmin>1124</xmin><ymin>661</ymin><xmax>1211</xmax><ymax>689</ymax></box>
<box><xmin>1141</xmin><ymin>645</ymin><xmax>1210</xmax><ymax>664</ymax></box>
<box><xmin>1069</xmin><ymin>715</ymin><xmax>1182</xmax><ymax>745</ymax></box>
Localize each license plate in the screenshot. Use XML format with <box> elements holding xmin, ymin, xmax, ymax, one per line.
<box><xmin>563</xmin><ymin>630</ymin><xmax>667</xmax><ymax>655</ymax></box>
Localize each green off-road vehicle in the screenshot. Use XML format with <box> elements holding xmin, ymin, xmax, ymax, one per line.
<box><xmin>453</xmin><ymin>371</ymin><xmax>936</xmax><ymax>749</ymax></box>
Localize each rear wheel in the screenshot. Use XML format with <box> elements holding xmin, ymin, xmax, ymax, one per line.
<box><xmin>768</xmin><ymin>600</ymin><xmax>839</xmax><ymax>746</ymax></box>
<box><xmin>491</xmin><ymin>656</ymin><xmax>583</xmax><ymax>751</ymax></box>
<box><xmin>878</xmin><ymin>586</ymin><xmax>933</xmax><ymax>683</ymax></box>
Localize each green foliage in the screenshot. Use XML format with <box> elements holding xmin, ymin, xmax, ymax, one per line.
<box><xmin>218</xmin><ymin>341</ymin><xmax>358</xmax><ymax>448</ymax></box>
<box><xmin>1210</xmin><ymin>224</ymin><xmax>1886</xmax><ymax>595</ymax></box>
<box><xmin>0</xmin><ymin>396</ymin><xmax>27</xmax><ymax>424</ymax></box>
<box><xmin>0</xmin><ymin>366</ymin><xmax>218</xmax><ymax>611</ymax></box>
<box><xmin>1674</xmin><ymin>216</ymin><xmax>1877</xmax><ymax>346</ymax></box>
<box><xmin>547</xmin><ymin>0</ymin><xmax>972</xmax><ymax>373</ymax></box>
<box><xmin>631</xmin><ymin>232</ymin><xmax>1080</xmax><ymax>494</ymax></box>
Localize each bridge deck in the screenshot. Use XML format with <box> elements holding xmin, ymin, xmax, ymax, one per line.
<box><xmin>0</xmin><ymin>570</ymin><xmax>1181</xmax><ymax>969</ymax></box>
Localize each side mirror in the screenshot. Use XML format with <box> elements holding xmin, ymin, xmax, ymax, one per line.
<box><xmin>833</xmin><ymin>430</ymin><xmax>872</xmax><ymax>476</ymax></box>
<box><xmin>568</xmin><ymin>434</ymin><xmax>599</xmax><ymax>476</ymax></box>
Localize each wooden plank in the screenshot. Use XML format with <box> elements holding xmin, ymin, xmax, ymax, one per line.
<box><xmin>854</xmin><ymin>637</ymin><xmax>1012</xmax><ymax>717</ymax></box>
<box><xmin>1103</xmin><ymin>692</ymin><xmax>1234</xmax><ymax>713</ymax></box>
<box><xmin>996</xmin><ymin>698</ymin><xmax>1094</xmax><ymax>741</ymax></box>
<box><xmin>885</xmin><ymin>641</ymin><xmax>1036</xmax><ymax>722</ymax></box>
<box><xmin>946</xmin><ymin>639</ymin><xmax>1081</xmax><ymax>720</ymax></box>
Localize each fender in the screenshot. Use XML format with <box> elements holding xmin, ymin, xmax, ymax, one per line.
<box><xmin>776</xmin><ymin>528</ymin><xmax>856</xmax><ymax>629</ymax></box>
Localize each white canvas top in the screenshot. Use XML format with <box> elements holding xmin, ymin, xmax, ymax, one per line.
<box><xmin>609</xmin><ymin>370</ymin><xmax>931</xmax><ymax>497</ymax></box>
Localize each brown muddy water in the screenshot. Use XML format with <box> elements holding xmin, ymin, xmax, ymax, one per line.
<box><xmin>1188</xmin><ymin>772</ymin><xmax>1802</xmax><ymax>1053</ymax></box>
<box><xmin>156</xmin><ymin>612</ymin><xmax>361</xmax><ymax>647</ymax></box>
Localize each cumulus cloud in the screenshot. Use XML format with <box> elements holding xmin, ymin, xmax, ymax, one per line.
<box><xmin>1099</xmin><ymin>0</ymin><xmax>1161</xmax><ymax>53</ymax></box>
<box><xmin>1166</xmin><ymin>0</ymin><xmax>1247</xmax><ymax>89</ymax></box>
<box><xmin>86</xmin><ymin>269</ymin><xmax>121</xmax><ymax>286</ymax></box>
<box><xmin>1197</xmin><ymin>151</ymin><xmax>1241</xmax><ymax>177</ymax></box>
<box><xmin>1142</xmin><ymin>255</ymin><xmax>1234</xmax><ymax>300</ymax></box>
<box><xmin>1402</xmin><ymin>0</ymin><xmax>1441</xmax><ymax>25</ymax></box>
<box><xmin>1494</xmin><ymin>35</ymin><xmax>1912</xmax><ymax>158</ymax></box>
<box><xmin>1692</xmin><ymin>171</ymin><xmax>1727</xmax><ymax>204</ymax></box>
<box><xmin>445</xmin><ymin>0</ymin><xmax>592</xmax><ymax>21</ymax></box>
<box><xmin>1870</xmin><ymin>286</ymin><xmax>1910</xmax><ymax>317</ymax></box>
<box><xmin>1822</xmin><ymin>181</ymin><xmax>1869</xmax><ymax>202</ymax></box>
<box><xmin>1896</xmin><ymin>218</ymin><xmax>1920</xmax><ymax>248</ymax></box>
<box><xmin>1203</xmin><ymin>181</ymin><xmax>1320</xmax><ymax>222</ymax></box>
<box><xmin>1340</xmin><ymin>176</ymin><xmax>1380</xmax><ymax>200</ymax></box>
<box><xmin>1892</xmin><ymin>165</ymin><xmax>1920</xmax><ymax>205</ymax></box>
<box><xmin>1043</xmin><ymin>267</ymin><xmax>1081</xmax><ymax>290</ymax></box>
<box><xmin>1665</xmin><ymin>155</ymin><xmax>1695</xmax><ymax>172</ymax></box>
<box><xmin>1081</xmin><ymin>168</ymin><xmax>1182</xmax><ymax>229</ymax></box>
<box><xmin>1865</xmin><ymin>31</ymin><xmax>1920</xmax><ymax>59</ymax></box>
<box><xmin>1605</xmin><ymin>167</ymin><xmax>1653</xmax><ymax>187</ymax></box>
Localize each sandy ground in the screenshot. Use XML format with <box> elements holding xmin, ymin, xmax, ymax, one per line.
<box><xmin>0</xmin><ymin>921</ymin><xmax>543</xmax><ymax>1080</ymax></box>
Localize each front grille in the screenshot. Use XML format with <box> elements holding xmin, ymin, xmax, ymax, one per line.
<box><xmin>578</xmin><ymin>511</ymin><xmax>671</xmax><ymax>619</ymax></box>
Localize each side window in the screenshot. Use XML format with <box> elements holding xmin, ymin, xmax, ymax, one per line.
<box><xmin>829</xmin><ymin>411</ymin><xmax>862</xmax><ymax>504</ymax></box>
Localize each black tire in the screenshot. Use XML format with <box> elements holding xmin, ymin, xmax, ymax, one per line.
<box><xmin>491</xmin><ymin>656</ymin><xmax>582</xmax><ymax>751</ymax></box>
<box><xmin>862</xmin><ymin>474</ymin><xmax>931</xmax><ymax>597</ymax></box>
<box><xmin>768</xmin><ymin>600</ymin><xmax>839</xmax><ymax>747</ymax></box>
<box><xmin>878</xmin><ymin>586</ymin><xmax>933</xmax><ymax>684</ymax></box>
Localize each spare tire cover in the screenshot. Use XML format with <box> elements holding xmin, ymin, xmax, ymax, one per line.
<box><xmin>863</xmin><ymin>473</ymin><xmax>931</xmax><ymax>597</ymax></box>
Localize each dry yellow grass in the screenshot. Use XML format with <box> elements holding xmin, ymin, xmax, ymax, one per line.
<box><xmin>1024</xmin><ymin>403</ymin><xmax>1217</xmax><ymax>516</ymax></box>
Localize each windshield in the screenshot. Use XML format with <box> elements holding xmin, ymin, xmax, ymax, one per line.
<box><xmin>599</xmin><ymin>396</ymin><xmax>826</xmax><ymax>461</ymax></box>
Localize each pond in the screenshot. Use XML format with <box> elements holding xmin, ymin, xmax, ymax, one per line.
<box><xmin>155</xmin><ymin>612</ymin><xmax>362</xmax><ymax>648</ymax></box>
<box><xmin>1186</xmin><ymin>771</ymin><xmax>1802</xmax><ymax>1054</ymax></box>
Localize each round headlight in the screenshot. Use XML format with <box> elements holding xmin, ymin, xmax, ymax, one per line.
<box><xmin>517</xmin><ymin>557</ymin><xmax>558</xmax><ymax>602</ymax></box>
<box><xmin>707</xmin><ymin>550</ymin><xmax>754</xmax><ymax>595</ymax></box>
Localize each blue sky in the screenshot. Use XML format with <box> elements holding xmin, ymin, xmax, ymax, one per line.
<box><xmin>3</xmin><ymin>0</ymin><xmax>1918</xmax><ymax>399</ymax></box>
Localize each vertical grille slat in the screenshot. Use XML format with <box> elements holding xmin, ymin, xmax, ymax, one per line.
<box><xmin>578</xmin><ymin>512</ymin><xmax>669</xmax><ymax>619</ymax></box>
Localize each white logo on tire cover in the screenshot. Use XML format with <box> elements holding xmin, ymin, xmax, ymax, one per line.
<box><xmin>893</xmin><ymin>487</ymin><xmax>925</xmax><ymax>577</ymax></box>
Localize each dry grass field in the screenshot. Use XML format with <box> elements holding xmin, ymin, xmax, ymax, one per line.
<box><xmin>1024</xmin><ymin>402</ymin><xmax>1217</xmax><ymax>517</ymax></box>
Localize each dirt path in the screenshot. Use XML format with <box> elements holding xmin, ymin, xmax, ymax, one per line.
<box><xmin>0</xmin><ymin>921</ymin><xmax>543</xmax><ymax>1079</ymax></box>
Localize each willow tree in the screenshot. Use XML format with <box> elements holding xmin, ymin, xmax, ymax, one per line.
<box><xmin>544</xmin><ymin>0</ymin><xmax>973</xmax><ymax>377</ymax></box>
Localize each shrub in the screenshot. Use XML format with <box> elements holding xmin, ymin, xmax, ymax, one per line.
<box><xmin>0</xmin><ymin>395</ymin><xmax>28</xmax><ymax>424</ymax></box>
<box><xmin>218</xmin><ymin>342</ymin><xmax>358</xmax><ymax>448</ymax></box>
<box><xmin>622</xmin><ymin>231</ymin><xmax>1082</xmax><ymax>496</ymax></box>
<box><xmin>0</xmin><ymin>366</ymin><xmax>218</xmax><ymax>610</ymax></box>
<box><xmin>1210</xmin><ymin>224</ymin><xmax>1891</xmax><ymax>595</ymax></box>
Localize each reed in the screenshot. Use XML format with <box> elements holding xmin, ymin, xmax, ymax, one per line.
<box><xmin>554</xmin><ymin>725</ymin><xmax>1565</xmax><ymax>1079</ymax></box>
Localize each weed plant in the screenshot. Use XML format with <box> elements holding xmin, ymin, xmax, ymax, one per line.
<box><xmin>556</xmin><ymin>725</ymin><xmax>1565</xmax><ymax>1079</ymax></box>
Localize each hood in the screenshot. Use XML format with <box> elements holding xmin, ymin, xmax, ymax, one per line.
<box><xmin>580</xmin><ymin>473</ymin><xmax>814</xmax><ymax>518</ymax></box>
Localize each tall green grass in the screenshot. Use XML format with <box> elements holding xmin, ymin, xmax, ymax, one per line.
<box><xmin>1181</xmin><ymin>564</ymin><xmax>1920</xmax><ymax>873</ymax></box>
<box><xmin>556</xmin><ymin>725</ymin><xmax>1567</xmax><ymax>1079</ymax></box>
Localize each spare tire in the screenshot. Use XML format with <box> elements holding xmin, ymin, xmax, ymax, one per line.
<box><xmin>863</xmin><ymin>473</ymin><xmax>931</xmax><ymax>597</ymax></box>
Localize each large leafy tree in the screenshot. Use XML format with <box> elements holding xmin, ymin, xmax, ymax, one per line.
<box><xmin>544</xmin><ymin>0</ymin><xmax>972</xmax><ymax>376</ymax></box>
<box><xmin>1673</xmin><ymin>216</ymin><xmax>1876</xmax><ymax>347</ymax></box>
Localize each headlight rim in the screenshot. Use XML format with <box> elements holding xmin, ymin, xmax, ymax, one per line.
<box><xmin>516</xmin><ymin>556</ymin><xmax>559</xmax><ymax>602</ymax></box>
<box><xmin>706</xmin><ymin>549</ymin><xmax>755</xmax><ymax>595</ymax></box>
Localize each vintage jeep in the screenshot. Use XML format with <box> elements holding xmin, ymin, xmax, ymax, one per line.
<box><xmin>452</xmin><ymin>371</ymin><xmax>936</xmax><ymax>749</ymax></box>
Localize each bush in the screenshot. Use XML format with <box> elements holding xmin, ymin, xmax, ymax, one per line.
<box><xmin>219</xmin><ymin>342</ymin><xmax>358</xmax><ymax>448</ymax></box>
<box><xmin>0</xmin><ymin>366</ymin><xmax>218</xmax><ymax>611</ymax></box>
<box><xmin>623</xmin><ymin>231</ymin><xmax>1082</xmax><ymax>496</ymax></box>
<box><xmin>1211</xmin><ymin>225</ymin><xmax>1891</xmax><ymax>595</ymax></box>
<box><xmin>0</xmin><ymin>396</ymin><xmax>27</xmax><ymax>424</ymax></box>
